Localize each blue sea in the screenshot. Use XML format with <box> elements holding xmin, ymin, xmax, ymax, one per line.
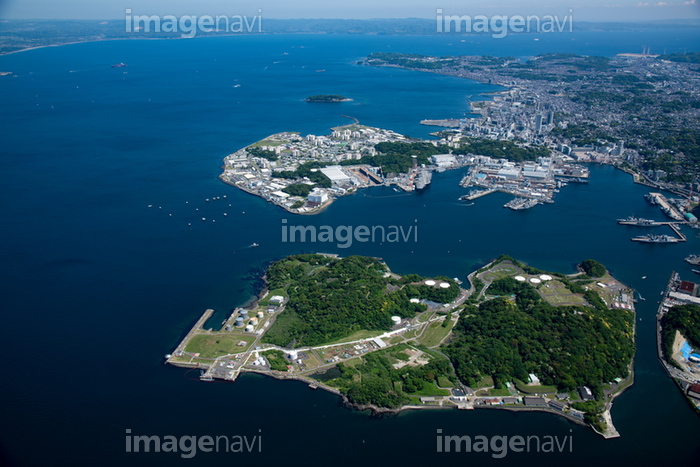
<box><xmin>1</xmin><ymin>29</ymin><xmax>700</xmax><ymax>466</ymax></box>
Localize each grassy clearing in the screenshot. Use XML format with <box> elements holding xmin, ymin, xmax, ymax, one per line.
<box><xmin>488</xmin><ymin>388</ymin><xmax>511</xmax><ymax>396</ymax></box>
<box><xmin>514</xmin><ymin>379</ymin><xmax>558</xmax><ymax>394</ymax></box>
<box><xmin>299</xmin><ymin>352</ymin><xmax>323</xmax><ymax>370</ymax></box>
<box><xmin>321</xmin><ymin>329</ymin><xmax>384</xmax><ymax>346</ymax></box>
<box><xmin>264</xmin><ymin>350</ymin><xmax>290</xmax><ymax>372</ymax></box>
<box><xmin>481</xmin><ymin>266</ymin><xmax>519</xmax><ymax>282</ymax></box>
<box><xmin>417</xmin><ymin>311</ymin><xmax>434</xmax><ymax>323</ymax></box>
<box><xmin>409</xmin><ymin>381</ymin><xmax>450</xmax><ymax>397</ymax></box>
<box><xmin>342</xmin><ymin>357</ymin><xmax>363</xmax><ymax>368</ymax></box>
<box><xmin>540</xmin><ymin>280</ymin><xmax>587</xmax><ymax>305</ymax></box>
<box><xmin>475</xmin><ymin>376</ymin><xmax>494</xmax><ymax>389</ymax></box>
<box><xmin>184</xmin><ymin>334</ymin><xmax>251</xmax><ymax>358</ymax></box>
<box><xmin>419</xmin><ymin>320</ymin><xmax>454</xmax><ymax>347</ymax></box>
<box><xmin>249</xmin><ymin>140</ymin><xmax>287</xmax><ymax>148</ymax></box>
<box><xmin>438</xmin><ymin>376</ymin><xmax>454</xmax><ymax>388</ymax></box>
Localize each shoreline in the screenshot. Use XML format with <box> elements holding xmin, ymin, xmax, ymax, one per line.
<box><xmin>0</xmin><ymin>35</ymin><xmax>245</xmax><ymax>57</ymax></box>
<box><xmin>225</xmin><ymin>367</ymin><xmax>593</xmax><ymax>428</ymax></box>
<box><xmin>655</xmin><ymin>271</ymin><xmax>700</xmax><ymax>414</ymax></box>
<box><xmin>218</xmin><ymin>174</ymin><xmax>337</xmax><ymax>215</ymax></box>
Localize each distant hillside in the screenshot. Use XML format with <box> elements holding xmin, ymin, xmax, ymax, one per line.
<box><xmin>1</xmin><ymin>19</ymin><xmax>699</xmax><ymax>55</ymax></box>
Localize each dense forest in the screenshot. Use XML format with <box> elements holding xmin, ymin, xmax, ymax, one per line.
<box><xmin>660</xmin><ymin>303</ymin><xmax>700</xmax><ymax>368</ymax></box>
<box><xmin>273</xmin><ymin>161</ymin><xmax>332</xmax><ymax>188</ymax></box>
<box><xmin>321</xmin><ymin>344</ymin><xmax>456</xmax><ymax>408</ymax></box>
<box><xmin>282</xmin><ymin>183</ymin><xmax>312</xmax><ymax>197</ymax></box>
<box><xmin>247</xmin><ymin>146</ymin><xmax>279</xmax><ymax>161</ymax></box>
<box><xmin>340</xmin><ymin>141</ymin><xmax>451</xmax><ymax>175</ymax></box>
<box><xmin>263</xmin><ymin>255</ymin><xmax>457</xmax><ymax>347</ymax></box>
<box><xmin>580</xmin><ymin>259</ymin><xmax>606</xmax><ymax>278</ymax></box>
<box><xmin>457</xmin><ymin>138</ymin><xmax>550</xmax><ymax>162</ymax></box>
<box><xmin>445</xmin><ymin>277</ymin><xmax>634</xmax><ymax>396</ymax></box>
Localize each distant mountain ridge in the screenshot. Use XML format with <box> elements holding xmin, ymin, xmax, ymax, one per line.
<box><xmin>0</xmin><ymin>18</ymin><xmax>698</xmax><ymax>55</ymax></box>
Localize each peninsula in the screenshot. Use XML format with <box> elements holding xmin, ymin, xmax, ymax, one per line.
<box><xmin>219</xmin><ymin>124</ymin><xmax>588</xmax><ymax>214</ymax></box>
<box><xmin>167</xmin><ymin>254</ymin><xmax>635</xmax><ymax>438</ymax></box>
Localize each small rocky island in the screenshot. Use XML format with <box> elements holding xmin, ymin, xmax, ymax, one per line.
<box><xmin>305</xmin><ymin>94</ymin><xmax>351</xmax><ymax>103</ymax></box>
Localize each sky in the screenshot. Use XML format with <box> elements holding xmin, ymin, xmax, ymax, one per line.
<box><xmin>1</xmin><ymin>0</ymin><xmax>699</xmax><ymax>21</ymax></box>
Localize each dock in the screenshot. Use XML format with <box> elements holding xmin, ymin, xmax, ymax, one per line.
<box><xmin>628</xmin><ymin>222</ymin><xmax>687</xmax><ymax>243</ymax></box>
<box><xmin>460</xmin><ymin>188</ymin><xmax>495</xmax><ymax>200</ymax></box>
<box><xmin>668</xmin><ymin>223</ymin><xmax>687</xmax><ymax>241</ymax></box>
<box><xmin>646</xmin><ymin>192</ymin><xmax>686</xmax><ymax>221</ymax></box>
<box><xmin>420</xmin><ymin>118</ymin><xmax>461</xmax><ymax>128</ymax></box>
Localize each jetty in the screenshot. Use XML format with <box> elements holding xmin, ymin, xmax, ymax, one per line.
<box><xmin>460</xmin><ymin>188</ymin><xmax>495</xmax><ymax>201</ymax></box>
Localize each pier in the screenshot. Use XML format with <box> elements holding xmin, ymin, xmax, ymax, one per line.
<box><xmin>626</xmin><ymin>221</ymin><xmax>687</xmax><ymax>243</ymax></box>
<box><xmin>166</xmin><ymin>309</ymin><xmax>215</xmax><ymax>368</ymax></box>
<box><xmin>668</xmin><ymin>223</ymin><xmax>687</xmax><ymax>241</ymax></box>
<box><xmin>420</xmin><ymin>118</ymin><xmax>461</xmax><ymax>127</ymax></box>
<box><xmin>646</xmin><ymin>192</ymin><xmax>686</xmax><ymax>221</ymax></box>
<box><xmin>460</xmin><ymin>188</ymin><xmax>495</xmax><ymax>200</ymax></box>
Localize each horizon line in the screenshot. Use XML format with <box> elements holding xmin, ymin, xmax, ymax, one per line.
<box><xmin>1</xmin><ymin>17</ymin><xmax>700</xmax><ymax>23</ymax></box>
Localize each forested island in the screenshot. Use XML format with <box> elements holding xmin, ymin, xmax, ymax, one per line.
<box><xmin>305</xmin><ymin>94</ymin><xmax>351</xmax><ymax>103</ymax></box>
<box><xmin>169</xmin><ymin>254</ymin><xmax>635</xmax><ymax>437</ymax></box>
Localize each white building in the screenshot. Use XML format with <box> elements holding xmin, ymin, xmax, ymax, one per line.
<box><xmin>308</xmin><ymin>190</ymin><xmax>329</xmax><ymax>204</ymax></box>
<box><xmin>431</xmin><ymin>154</ymin><xmax>457</xmax><ymax>167</ymax></box>
<box><xmin>319</xmin><ymin>165</ymin><xmax>351</xmax><ymax>184</ymax></box>
<box><xmin>497</xmin><ymin>168</ymin><xmax>520</xmax><ymax>179</ymax></box>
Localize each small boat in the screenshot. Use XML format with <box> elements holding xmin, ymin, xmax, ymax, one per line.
<box><xmin>642</xmin><ymin>276</ymin><xmax>647</xmax><ymax>279</ymax></box>
<box><xmin>250</xmin><ymin>243</ymin><xmax>259</xmax><ymax>248</ymax></box>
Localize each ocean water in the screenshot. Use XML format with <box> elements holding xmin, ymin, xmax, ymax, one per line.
<box><xmin>1</xmin><ymin>30</ymin><xmax>700</xmax><ymax>466</ymax></box>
